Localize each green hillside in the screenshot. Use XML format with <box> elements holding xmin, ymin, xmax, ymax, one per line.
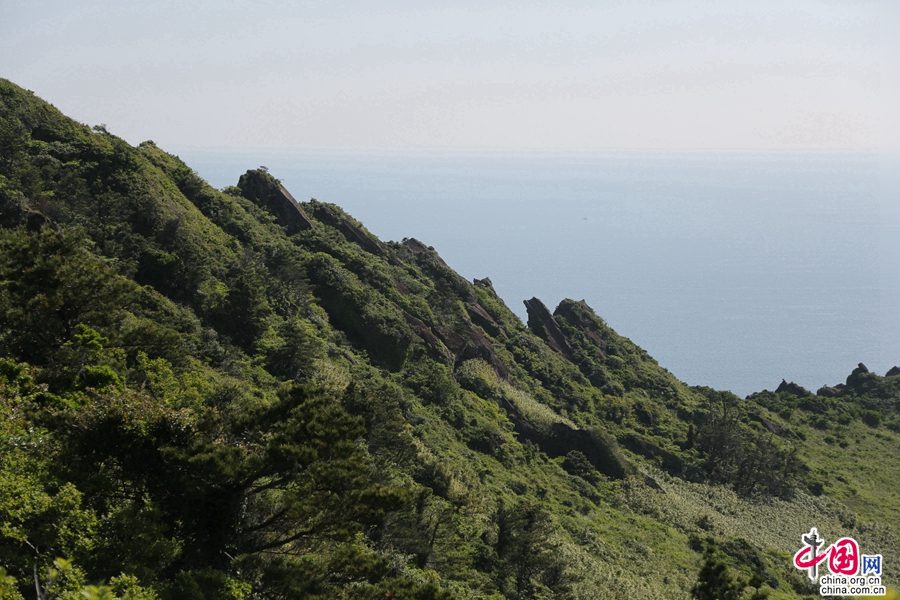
<box><xmin>0</xmin><ymin>78</ymin><xmax>897</xmax><ymax>599</ymax></box>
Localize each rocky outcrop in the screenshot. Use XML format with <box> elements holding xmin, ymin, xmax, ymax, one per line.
<box><xmin>470</xmin><ymin>279</ymin><xmax>509</xmax><ymax>336</ymax></box>
<box><xmin>524</xmin><ymin>297</ymin><xmax>572</xmax><ymax>359</ymax></box>
<box><xmin>396</xmin><ymin>242</ymin><xmax>509</xmax><ymax>375</ymax></box>
<box><xmin>401</xmin><ymin>237</ymin><xmax>449</xmax><ymax>267</ymax></box>
<box><xmin>501</xmin><ymin>405</ymin><xmax>630</xmax><ymax>479</ymax></box>
<box><xmin>308</xmin><ymin>201</ymin><xmax>386</xmax><ymax>256</ymax></box>
<box><xmin>553</xmin><ymin>299</ymin><xmax>607</xmax><ymax>356</ymax></box>
<box><xmin>846</xmin><ymin>363</ymin><xmax>879</xmax><ymax>391</ymax></box>
<box><xmin>433</xmin><ymin>321</ymin><xmax>509</xmax><ymax>379</ymax></box>
<box><xmin>473</xmin><ymin>277</ymin><xmax>497</xmax><ymax>296</ymax></box>
<box><xmin>402</xmin><ymin>311</ymin><xmax>450</xmax><ymax>362</ymax></box>
<box><xmin>237</xmin><ymin>170</ymin><xmax>315</xmax><ymax>234</ymax></box>
<box><xmin>816</xmin><ymin>386</ymin><xmax>840</xmax><ymax>398</ymax></box>
<box><xmin>887</xmin><ymin>366</ymin><xmax>900</xmax><ymax>377</ymax></box>
<box><xmin>465</xmin><ymin>301</ymin><xmax>504</xmax><ymax>337</ymax></box>
<box><xmin>775</xmin><ymin>379</ymin><xmax>810</xmax><ymax>397</ymax></box>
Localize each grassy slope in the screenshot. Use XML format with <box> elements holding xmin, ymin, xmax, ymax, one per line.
<box><xmin>0</xmin><ymin>78</ymin><xmax>897</xmax><ymax>599</ymax></box>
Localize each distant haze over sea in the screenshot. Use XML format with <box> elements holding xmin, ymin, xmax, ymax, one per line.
<box><xmin>177</xmin><ymin>149</ymin><xmax>900</xmax><ymax>397</ymax></box>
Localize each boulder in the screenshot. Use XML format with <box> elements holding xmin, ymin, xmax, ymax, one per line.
<box><xmin>886</xmin><ymin>366</ymin><xmax>900</xmax><ymax>377</ymax></box>
<box><xmin>392</xmin><ymin>277</ymin><xmax>411</xmax><ymax>296</ymax></box>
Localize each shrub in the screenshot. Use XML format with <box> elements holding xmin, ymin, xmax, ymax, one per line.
<box><xmin>562</xmin><ymin>450</ymin><xmax>600</xmax><ymax>484</ymax></box>
<box><xmin>862</xmin><ymin>410</ymin><xmax>881</xmax><ymax>428</ymax></box>
<box><xmin>455</xmin><ymin>359</ymin><xmax>499</xmax><ymax>399</ymax></box>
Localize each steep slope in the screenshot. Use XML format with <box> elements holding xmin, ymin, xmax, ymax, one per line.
<box><xmin>0</xmin><ymin>78</ymin><xmax>897</xmax><ymax>600</ymax></box>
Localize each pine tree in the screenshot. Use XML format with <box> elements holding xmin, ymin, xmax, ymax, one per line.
<box><xmin>691</xmin><ymin>548</ymin><xmax>742</xmax><ymax>600</ymax></box>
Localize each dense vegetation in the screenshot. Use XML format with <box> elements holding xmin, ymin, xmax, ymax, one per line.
<box><xmin>0</xmin><ymin>78</ymin><xmax>898</xmax><ymax>599</ymax></box>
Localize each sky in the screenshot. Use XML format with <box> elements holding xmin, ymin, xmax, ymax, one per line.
<box><xmin>2</xmin><ymin>0</ymin><xmax>899</xmax><ymax>393</ymax></box>
<box><xmin>2</xmin><ymin>0</ymin><xmax>897</xmax><ymax>152</ymax></box>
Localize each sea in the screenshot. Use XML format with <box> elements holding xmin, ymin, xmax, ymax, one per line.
<box><xmin>174</xmin><ymin>148</ymin><xmax>900</xmax><ymax>398</ymax></box>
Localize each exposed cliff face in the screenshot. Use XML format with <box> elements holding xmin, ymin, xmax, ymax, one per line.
<box><xmin>523</xmin><ymin>297</ymin><xmax>573</xmax><ymax>359</ymax></box>
<box><xmin>308</xmin><ymin>200</ymin><xmax>387</xmax><ymax>256</ymax></box>
<box><xmin>438</xmin><ymin>319</ymin><xmax>510</xmax><ymax>379</ymax></box>
<box><xmin>554</xmin><ymin>299</ymin><xmax>608</xmax><ymax>357</ymax></box>
<box><xmin>237</xmin><ymin>169</ymin><xmax>315</xmax><ymax>234</ymax></box>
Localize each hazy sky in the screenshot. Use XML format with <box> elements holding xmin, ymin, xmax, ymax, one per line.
<box><xmin>2</xmin><ymin>0</ymin><xmax>897</xmax><ymax>151</ymax></box>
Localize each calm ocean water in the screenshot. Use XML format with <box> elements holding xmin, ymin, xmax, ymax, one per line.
<box><xmin>176</xmin><ymin>149</ymin><xmax>900</xmax><ymax>397</ymax></box>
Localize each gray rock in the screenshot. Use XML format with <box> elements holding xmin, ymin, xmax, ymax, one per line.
<box><xmin>524</xmin><ymin>297</ymin><xmax>573</xmax><ymax>359</ymax></box>
<box><xmin>775</xmin><ymin>379</ymin><xmax>810</xmax><ymax>397</ymax></box>
<box><xmin>237</xmin><ymin>169</ymin><xmax>314</xmax><ymax>234</ymax></box>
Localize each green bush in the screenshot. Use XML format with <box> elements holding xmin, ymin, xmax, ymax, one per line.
<box><xmin>862</xmin><ymin>409</ymin><xmax>881</xmax><ymax>427</ymax></box>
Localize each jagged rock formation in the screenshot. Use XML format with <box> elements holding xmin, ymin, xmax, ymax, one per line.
<box><xmin>846</xmin><ymin>363</ymin><xmax>880</xmax><ymax>391</ymax></box>
<box><xmin>465</xmin><ymin>300</ymin><xmax>503</xmax><ymax>337</ymax></box>
<box><xmin>775</xmin><ymin>379</ymin><xmax>810</xmax><ymax>397</ymax></box>
<box><xmin>401</xmin><ymin>237</ymin><xmax>445</xmax><ymax>263</ymax></box>
<box><xmin>554</xmin><ymin>299</ymin><xmax>608</xmax><ymax>357</ymax></box>
<box><xmin>524</xmin><ymin>297</ymin><xmax>573</xmax><ymax>359</ymax></box>
<box><xmin>308</xmin><ymin>200</ymin><xmax>387</xmax><ymax>256</ymax></box>
<box><xmin>437</xmin><ymin>320</ymin><xmax>509</xmax><ymax>378</ymax></box>
<box><xmin>473</xmin><ymin>277</ymin><xmax>497</xmax><ymax>295</ymax></box>
<box><xmin>237</xmin><ymin>169</ymin><xmax>315</xmax><ymax>233</ymax></box>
